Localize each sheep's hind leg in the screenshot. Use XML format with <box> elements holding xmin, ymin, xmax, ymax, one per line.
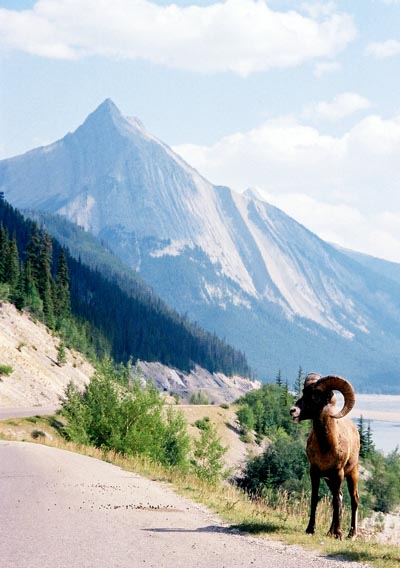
<box><xmin>306</xmin><ymin>467</ymin><xmax>320</xmax><ymax>535</ymax></box>
<box><xmin>346</xmin><ymin>470</ymin><xmax>359</xmax><ymax>539</ymax></box>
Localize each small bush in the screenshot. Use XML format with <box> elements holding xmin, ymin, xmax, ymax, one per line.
<box><xmin>191</xmin><ymin>421</ymin><xmax>228</xmax><ymax>482</ymax></box>
<box><xmin>190</xmin><ymin>390</ymin><xmax>209</xmax><ymax>405</ymax></box>
<box><xmin>31</xmin><ymin>430</ymin><xmax>46</xmax><ymax>439</ymax></box>
<box><xmin>194</xmin><ymin>417</ymin><xmax>211</xmax><ymax>430</ymax></box>
<box><xmin>239</xmin><ymin>432</ymin><xmax>252</xmax><ymax>444</ymax></box>
<box><xmin>0</xmin><ymin>364</ymin><xmax>13</xmax><ymax>377</ymax></box>
<box><xmin>220</xmin><ymin>403</ymin><xmax>230</xmax><ymax>409</ymax></box>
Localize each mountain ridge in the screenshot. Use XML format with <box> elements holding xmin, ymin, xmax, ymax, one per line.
<box><xmin>2</xmin><ymin>99</ymin><xmax>400</xmax><ymax>392</ymax></box>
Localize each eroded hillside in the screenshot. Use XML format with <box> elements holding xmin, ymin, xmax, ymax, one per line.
<box><xmin>0</xmin><ymin>303</ymin><xmax>93</xmax><ymax>407</ymax></box>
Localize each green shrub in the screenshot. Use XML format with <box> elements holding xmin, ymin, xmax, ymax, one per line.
<box><xmin>366</xmin><ymin>449</ymin><xmax>400</xmax><ymax>513</ymax></box>
<box><xmin>0</xmin><ymin>364</ymin><xmax>13</xmax><ymax>377</ymax></box>
<box><xmin>31</xmin><ymin>430</ymin><xmax>46</xmax><ymax>439</ymax></box>
<box><xmin>239</xmin><ymin>430</ymin><xmax>309</xmax><ymax>496</ymax></box>
<box><xmin>60</xmin><ymin>358</ymin><xmax>191</xmax><ymax>468</ymax></box>
<box><xmin>194</xmin><ymin>416</ymin><xmax>211</xmax><ymax>430</ymax></box>
<box><xmin>236</xmin><ymin>404</ymin><xmax>254</xmax><ymax>433</ymax></box>
<box><xmin>191</xmin><ymin>421</ymin><xmax>228</xmax><ymax>482</ymax></box>
<box><xmin>219</xmin><ymin>402</ymin><xmax>230</xmax><ymax>409</ymax></box>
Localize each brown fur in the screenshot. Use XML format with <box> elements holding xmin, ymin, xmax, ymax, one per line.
<box><xmin>290</xmin><ymin>376</ymin><xmax>360</xmax><ymax>539</ymax></box>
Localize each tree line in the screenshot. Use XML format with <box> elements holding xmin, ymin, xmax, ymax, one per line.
<box><xmin>0</xmin><ymin>195</ymin><xmax>252</xmax><ymax>376</ymax></box>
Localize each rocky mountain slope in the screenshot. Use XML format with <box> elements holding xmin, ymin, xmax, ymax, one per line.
<box><xmin>2</xmin><ymin>100</ymin><xmax>400</xmax><ymax>392</ymax></box>
<box><xmin>0</xmin><ymin>303</ymin><xmax>258</xmax><ymax>409</ymax></box>
<box><xmin>0</xmin><ymin>303</ymin><xmax>93</xmax><ymax>407</ymax></box>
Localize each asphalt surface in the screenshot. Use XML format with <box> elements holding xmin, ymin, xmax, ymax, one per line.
<box><xmin>0</xmin><ymin>441</ymin><xmax>370</xmax><ymax>568</ymax></box>
<box><xmin>0</xmin><ymin>406</ymin><xmax>59</xmax><ymax>420</ymax></box>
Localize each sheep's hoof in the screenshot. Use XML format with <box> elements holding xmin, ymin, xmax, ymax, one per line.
<box><xmin>347</xmin><ymin>529</ymin><xmax>357</xmax><ymax>540</ymax></box>
<box><xmin>305</xmin><ymin>526</ymin><xmax>315</xmax><ymax>535</ymax></box>
<box><xmin>327</xmin><ymin>529</ymin><xmax>343</xmax><ymax>540</ymax></box>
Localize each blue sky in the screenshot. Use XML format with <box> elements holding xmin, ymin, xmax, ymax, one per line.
<box><xmin>1</xmin><ymin>0</ymin><xmax>400</xmax><ymax>261</ymax></box>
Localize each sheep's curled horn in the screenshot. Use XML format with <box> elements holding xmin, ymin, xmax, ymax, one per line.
<box><xmin>304</xmin><ymin>373</ymin><xmax>355</xmax><ymax>419</ymax></box>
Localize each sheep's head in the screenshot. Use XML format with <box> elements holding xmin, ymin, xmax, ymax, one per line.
<box><xmin>290</xmin><ymin>373</ymin><xmax>355</xmax><ymax>422</ymax></box>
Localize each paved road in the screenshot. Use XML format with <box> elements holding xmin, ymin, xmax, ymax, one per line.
<box><xmin>0</xmin><ymin>441</ymin><xmax>370</xmax><ymax>568</ymax></box>
<box><xmin>0</xmin><ymin>406</ymin><xmax>59</xmax><ymax>420</ymax></box>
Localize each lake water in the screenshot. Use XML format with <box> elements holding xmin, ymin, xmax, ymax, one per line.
<box><xmin>350</xmin><ymin>394</ymin><xmax>400</xmax><ymax>455</ymax></box>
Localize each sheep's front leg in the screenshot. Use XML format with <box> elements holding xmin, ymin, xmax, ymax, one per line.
<box><xmin>346</xmin><ymin>469</ymin><xmax>359</xmax><ymax>539</ymax></box>
<box><xmin>327</xmin><ymin>471</ymin><xmax>344</xmax><ymax>540</ymax></box>
<box><xmin>306</xmin><ymin>467</ymin><xmax>320</xmax><ymax>535</ymax></box>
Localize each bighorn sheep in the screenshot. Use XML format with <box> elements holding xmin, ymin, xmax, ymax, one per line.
<box><xmin>290</xmin><ymin>373</ymin><xmax>360</xmax><ymax>539</ymax></box>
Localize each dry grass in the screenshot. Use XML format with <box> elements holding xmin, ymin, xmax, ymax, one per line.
<box><xmin>0</xmin><ymin>414</ymin><xmax>399</xmax><ymax>568</ymax></box>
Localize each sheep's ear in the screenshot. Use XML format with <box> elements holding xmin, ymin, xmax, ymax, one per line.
<box><xmin>317</xmin><ymin>375</ymin><xmax>355</xmax><ymax>419</ymax></box>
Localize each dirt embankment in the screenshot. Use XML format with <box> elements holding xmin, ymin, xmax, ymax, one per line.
<box><xmin>0</xmin><ymin>303</ymin><xmax>93</xmax><ymax>408</ymax></box>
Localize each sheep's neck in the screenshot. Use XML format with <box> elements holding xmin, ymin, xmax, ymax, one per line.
<box><xmin>313</xmin><ymin>413</ymin><xmax>338</xmax><ymax>454</ymax></box>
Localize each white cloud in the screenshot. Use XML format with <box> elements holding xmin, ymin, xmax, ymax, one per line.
<box><xmin>259</xmin><ymin>192</ymin><xmax>400</xmax><ymax>263</ymax></box>
<box><xmin>303</xmin><ymin>92</ymin><xmax>371</xmax><ymax>122</ymax></box>
<box><xmin>366</xmin><ymin>39</ymin><xmax>400</xmax><ymax>58</ymax></box>
<box><xmin>301</xmin><ymin>2</ymin><xmax>338</xmax><ymax>19</ymax></box>
<box><xmin>174</xmin><ymin>113</ymin><xmax>400</xmax><ymax>261</ymax></box>
<box><xmin>313</xmin><ymin>60</ymin><xmax>341</xmax><ymax>77</ymax></box>
<box><xmin>0</xmin><ymin>0</ymin><xmax>356</xmax><ymax>75</ymax></box>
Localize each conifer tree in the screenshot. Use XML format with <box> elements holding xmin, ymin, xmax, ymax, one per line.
<box><xmin>38</xmin><ymin>233</ymin><xmax>55</xmax><ymax>327</ymax></box>
<box><xmin>25</xmin><ymin>223</ymin><xmax>42</xmax><ymax>286</ymax></box>
<box><xmin>12</xmin><ymin>270</ymin><xmax>25</xmax><ymax>311</ymax></box>
<box><xmin>23</xmin><ymin>259</ymin><xmax>42</xmax><ymax>313</ymax></box>
<box><xmin>0</xmin><ymin>225</ymin><xmax>9</xmax><ymax>282</ymax></box>
<box><xmin>5</xmin><ymin>236</ymin><xmax>20</xmax><ymax>290</ymax></box>
<box><xmin>54</xmin><ymin>247</ymin><xmax>71</xmax><ymax>322</ymax></box>
<box><xmin>294</xmin><ymin>365</ymin><xmax>304</xmax><ymax>398</ymax></box>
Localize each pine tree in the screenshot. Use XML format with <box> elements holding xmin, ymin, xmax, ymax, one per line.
<box><xmin>5</xmin><ymin>236</ymin><xmax>20</xmax><ymax>290</ymax></box>
<box><xmin>0</xmin><ymin>225</ymin><xmax>9</xmax><ymax>282</ymax></box>
<box><xmin>11</xmin><ymin>270</ymin><xmax>25</xmax><ymax>311</ymax></box>
<box><xmin>38</xmin><ymin>233</ymin><xmax>55</xmax><ymax>328</ymax></box>
<box><xmin>23</xmin><ymin>259</ymin><xmax>42</xmax><ymax>313</ymax></box>
<box><xmin>275</xmin><ymin>369</ymin><xmax>283</xmax><ymax>387</ymax></box>
<box><xmin>294</xmin><ymin>365</ymin><xmax>304</xmax><ymax>398</ymax></box>
<box><xmin>357</xmin><ymin>415</ymin><xmax>367</xmax><ymax>458</ymax></box>
<box><xmin>54</xmin><ymin>247</ymin><xmax>71</xmax><ymax>322</ymax></box>
<box><xmin>57</xmin><ymin>341</ymin><xmax>67</xmax><ymax>366</ymax></box>
<box><xmin>365</xmin><ymin>422</ymin><xmax>375</xmax><ymax>457</ymax></box>
<box><xmin>25</xmin><ymin>223</ymin><xmax>42</xmax><ymax>286</ymax></box>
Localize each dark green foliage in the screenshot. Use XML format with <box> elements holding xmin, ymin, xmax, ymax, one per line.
<box><xmin>237</xmin><ymin>382</ymin><xmax>299</xmax><ymax>439</ymax></box>
<box><xmin>194</xmin><ymin>416</ymin><xmax>211</xmax><ymax>430</ymax></box>
<box><xmin>357</xmin><ymin>415</ymin><xmax>375</xmax><ymax>458</ymax></box>
<box><xmin>5</xmin><ymin>237</ymin><xmax>19</xmax><ymax>290</ymax></box>
<box><xmin>366</xmin><ymin>449</ymin><xmax>400</xmax><ymax>513</ymax></box>
<box><xmin>239</xmin><ymin>430</ymin><xmax>309</xmax><ymax>496</ymax></box>
<box><xmin>31</xmin><ymin>430</ymin><xmax>46</xmax><ymax>439</ymax></box>
<box><xmin>54</xmin><ymin>247</ymin><xmax>70</xmax><ymax>322</ymax></box>
<box><xmin>0</xmin><ymin>197</ymin><xmax>252</xmax><ymax>376</ymax></box>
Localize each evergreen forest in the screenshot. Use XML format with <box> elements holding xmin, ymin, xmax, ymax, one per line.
<box><xmin>0</xmin><ymin>196</ymin><xmax>251</xmax><ymax>376</ymax></box>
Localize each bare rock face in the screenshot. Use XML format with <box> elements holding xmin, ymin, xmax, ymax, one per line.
<box><xmin>136</xmin><ymin>360</ymin><xmax>261</xmax><ymax>404</ymax></box>
<box><xmin>0</xmin><ymin>303</ymin><xmax>93</xmax><ymax>408</ymax></box>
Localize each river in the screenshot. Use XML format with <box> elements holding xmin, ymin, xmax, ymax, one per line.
<box><xmin>349</xmin><ymin>394</ymin><xmax>400</xmax><ymax>455</ymax></box>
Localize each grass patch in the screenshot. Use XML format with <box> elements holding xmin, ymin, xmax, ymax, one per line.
<box><xmin>0</xmin><ymin>415</ymin><xmax>399</xmax><ymax>568</ymax></box>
